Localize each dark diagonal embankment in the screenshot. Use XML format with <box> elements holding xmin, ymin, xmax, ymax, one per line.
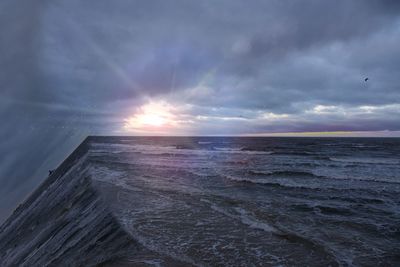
<box><xmin>0</xmin><ymin>137</ymin><xmax>186</xmax><ymax>267</ymax></box>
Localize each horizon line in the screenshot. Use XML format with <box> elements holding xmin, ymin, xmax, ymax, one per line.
<box><xmin>91</xmin><ymin>130</ymin><xmax>400</xmax><ymax>138</ymax></box>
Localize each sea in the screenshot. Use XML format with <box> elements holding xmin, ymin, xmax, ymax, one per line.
<box><xmin>88</xmin><ymin>137</ymin><xmax>400</xmax><ymax>266</ymax></box>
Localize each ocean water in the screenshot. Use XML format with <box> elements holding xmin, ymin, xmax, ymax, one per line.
<box><xmin>88</xmin><ymin>137</ymin><xmax>400</xmax><ymax>266</ymax></box>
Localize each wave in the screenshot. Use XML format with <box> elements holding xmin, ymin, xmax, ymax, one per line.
<box><xmin>93</xmin><ymin>142</ymin><xmax>276</xmax><ymax>156</ymax></box>
<box><xmin>225</xmin><ymin>174</ymin><xmax>337</xmax><ymax>191</ymax></box>
<box><xmin>239</xmin><ymin>147</ymin><xmax>320</xmax><ymax>156</ymax></box>
<box><xmin>327</xmin><ymin>196</ymin><xmax>385</xmax><ymax>205</ymax></box>
<box><xmin>234</xmin><ymin>207</ymin><xmax>279</xmax><ymax>233</ymax></box>
<box><xmin>225</xmin><ymin>173</ymin><xmax>400</xmax><ymax>192</ymax></box>
<box><xmin>224</xmin><ymin>175</ymin><xmax>303</xmax><ymax>189</ymax></box>
<box><xmin>329</xmin><ymin>157</ymin><xmax>399</xmax><ymax>165</ymax></box>
<box><xmin>120</xmin><ymin>139</ymin><xmax>134</xmax><ymax>142</ymax></box>
<box><xmin>214</xmin><ymin>147</ymin><xmax>243</xmax><ymax>151</ymax></box>
<box><xmin>92</xmin><ymin>142</ymin><xmax>193</xmax><ymax>156</ymax></box>
<box><xmin>241</xmin><ymin>149</ymin><xmax>325</xmax><ymax>157</ymax></box>
<box><xmin>91</xmin><ymin>142</ymin><xmax>135</xmax><ymax>149</ymax></box>
<box><xmin>120</xmin><ymin>222</ymin><xmax>200</xmax><ymax>267</ymax></box>
<box><xmin>214</xmin><ymin>147</ymin><xmax>273</xmax><ymax>155</ymax></box>
<box><xmin>271</xmin><ymin>151</ymin><xmax>320</xmax><ymax>156</ymax></box>
<box><xmin>317</xmin><ymin>174</ymin><xmax>400</xmax><ymax>185</ymax></box>
<box><xmin>198</xmin><ymin>141</ymin><xmax>212</xmax><ymax>145</ymax></box>
<box><xmin>247</xmin><ymin>170</ymin><xmax>273</xmax><ymax>176</ymax></box>
<box><xmin>350</xmin><ymin>144</ymin><xmax>379</xmax><ymax>148</ymax></box>
<box><xmin>240</xmin><ymin>147</ymin><xmax>266</xmax><ymax>151</ymax></box>
<box><xmin>224</xmin><ymin>160</ymin><xmax>251</xmax><ymax>166</ymax></box>
<box><xmin>175</xmin><ymin>144</ymin><xmax>196</xmax><ymax>150</ymax></box>
<box><xmin>315</xmin><ymin>205</ymin><xmax>354</xmax><ymax>216</ymax></box>
<box><xmin>202</xmin><ymin>198</ymin><xmax>350</xmax><ymax>264</ymax></box>
<box><xmin>248</xmin><ymin>170</ymin><xmax>319</xmax><ymax>178</ymax></box>
<box><xmin>201</xmin><ymin>199</ymin><xmax>279</xmax><ymax>234</ymax></box>
<box><xmin>272</xmin><ymin>230</ymin><xmax>339</xmax><ymax>264</ymax></box>
<box><xmin>240</xmin><ymin>147</ymin><xmax>274</xmax><ymax>153</ymax></box>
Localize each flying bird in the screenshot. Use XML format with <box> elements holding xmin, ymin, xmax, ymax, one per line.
<box><xmin>364</xmin><ymin>77</ymin><xmax>369</xmax><ymax>82</ymax></box>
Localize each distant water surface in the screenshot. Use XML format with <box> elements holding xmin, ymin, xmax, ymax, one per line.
<box><xmin>89</xmin><ymin>137</ymin><xmax>400</xmax><ymax>266</ymax></box>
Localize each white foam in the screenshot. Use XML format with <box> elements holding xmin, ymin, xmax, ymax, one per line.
<box><xmin>235</xmin><ymin>207</ymin><xmax>278</xmax><ymax>233</ymax></box>
<box><xmin>198</xmin><ymin>141</ymin><xmax>212</xmax><ymax>145</ymax></box>
<box><xmin>202</xmin><ymin>199</ymin><xmax>279</xmax><ymax>234</ymax></box>
<box><xmin>214</xmin><ymin>147</ymin><xmax>273</xmax><ymax>155</ymax></box>
<box><xmin>329</xmin><ymin>157</ymin><xmax>399</xmax><ymax>165</ymax></box>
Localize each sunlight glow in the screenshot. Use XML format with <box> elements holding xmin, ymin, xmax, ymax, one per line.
<box><xmin>138</xmin><ymin>113</ymin><xmax>166</xmax><ymax>126</ymax></box>
<box><xmin>123</xmin><ymin>101</ymin><xmax>179</xmax><ymax>133</ymax></box>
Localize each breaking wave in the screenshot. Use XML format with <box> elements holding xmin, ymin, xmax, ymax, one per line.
<box><xmin>248</xmin><ymin>170</ymin><xmax>319</xmax><ymax>177</ymax></box>
<box><xmin>329</xmin><ymin>157</ymin><xmax>399</xmax><ymax>165</ymax></box>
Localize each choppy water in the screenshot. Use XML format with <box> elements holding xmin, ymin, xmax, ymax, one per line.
<box><xmin>88</xmin><ymin>137</ymin><xmax>400</xmax><ymax>266</ymax></box>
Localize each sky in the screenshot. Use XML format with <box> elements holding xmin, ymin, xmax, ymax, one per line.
<box><xmin>0</xmin><ymin>0</ymin><xmax>400</xmax><ymax>221</ymax></box>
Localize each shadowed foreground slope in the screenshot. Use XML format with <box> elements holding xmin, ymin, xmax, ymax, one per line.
<box><xmin>0</xmin><ymin>138</ymin><xmax>185</xmax><ymax>266</ymax></box>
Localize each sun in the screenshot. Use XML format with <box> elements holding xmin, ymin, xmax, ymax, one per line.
<box><xmin>123</xmin><ymin>100</ymin><xmax>178</xmax><ymax>132</ymax></box>
<box><xmin>138</xmin><ymin>113</ymin><xmax>166</xmax><ymax>127</ymax></box>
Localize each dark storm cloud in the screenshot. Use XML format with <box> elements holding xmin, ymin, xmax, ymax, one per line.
<box><xmin>1</xmin><ymin>0</ymin><xmax>400</xmax><ymax>222</ymax></box>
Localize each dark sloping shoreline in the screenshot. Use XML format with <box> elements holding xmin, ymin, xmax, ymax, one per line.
<box><xmin>0</xmin><ymin>137</ymin><xmax>138</xmax><ymax>266</ymax></box>
<box><xmin>0</xmin><ymin>137</ymin><xmax>192</xmax><ymax>266</ymax></box>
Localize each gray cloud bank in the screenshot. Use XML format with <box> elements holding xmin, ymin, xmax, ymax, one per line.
<box><xmin>1</xmin><ymin>0</ymin><xmax>400</xmax><ymax>221</ymax></box>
